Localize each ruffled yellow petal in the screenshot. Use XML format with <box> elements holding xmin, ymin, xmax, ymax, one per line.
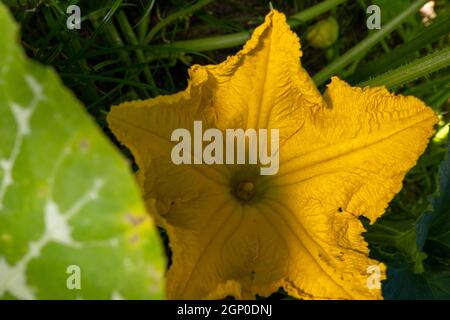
<box><xmin>107</xmin><ymin>10</ymin><xmax>438</xmax><ymax>300</ymax></box>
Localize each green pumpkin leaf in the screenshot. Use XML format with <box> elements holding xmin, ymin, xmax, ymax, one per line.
<box><xmin>383</xmin><ymin>260</ymin><xmax>450</xmax><ymax>299</ymax></box>
<box><xmin>0</xmin><ymin>3</ymin><xmax>165</xmax><ymax>299</ymax></box>
<box><xmin>426</xmin><ymin>133</ymin><xmax>450</xmax><ymax>255</ymax></box>
<box><xmin>382</xmin><ymin>135</ymin><xmax>450</xmax><ymax>299</ymax></box>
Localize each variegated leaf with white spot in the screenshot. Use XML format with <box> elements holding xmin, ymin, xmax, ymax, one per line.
<box><xmin>0</xmin><ymin>4</ymin><xmax>165</xmax><ymax>300</ymax></box>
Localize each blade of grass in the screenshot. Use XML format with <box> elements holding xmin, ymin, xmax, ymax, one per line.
<box><xmin>313</xmin><ymin>0</ymin><xmax>428</xmax><ymax>86</ymax></box>
<box><xmin>83</xmin><ymin>44</ymin><xmax>213</xmax><ymax>63</ymax></box>
<box><xmin>430</xmin><ymin>88</ymin><xmax>450</xmax><ymax>110</ymax></box>
<box><xmin>116</xmin><ymin>10</ymin><xmax>158</xmax><ymax>96</ymax></box>
<box><xmin>137</xmin><ymin>0</ymin><xmax>156</xmax><ymax>42</ymax></box>
<box><xmin>407</xmin><ymin>74</ymin><xmax>450</xmax><ymax>96</ymax></box>
<box><xmin>40</xmin><ymin>4</ymin><xmax>100</xmax><ymax>103</ymax></box>
<box><xmin>65</xmin><ymin>0</ymin><xmax>123</xmax><ymax>66</ymax></box>
<box><xmin>144</xmin><ymin>0</ymin><xmax>214</xmax><ymax>44</ymax></box>
<box><xmin>91</xmin><ymin>17</ymin><xmax>142</xmax><ymax>98</ymax></box>
<box><xmin>60</xmin><ymin>73</ymin><xmax>162</xmax><ymax>91</ymax></box>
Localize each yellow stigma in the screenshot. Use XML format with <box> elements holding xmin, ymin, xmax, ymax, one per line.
<box><xmin>235</xmin><ymin>181</ymin><xmax>256</xmax><ymax>202</ymax></box>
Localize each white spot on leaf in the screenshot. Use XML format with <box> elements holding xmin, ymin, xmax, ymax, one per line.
<box><xmin>0</xmin><ymin>258</ymin><xmax>35</xmax><ymax>300</ymax></box>
<box><xmin>10</xmin><ymin>102</ymin><xmax>33</xmax><ymax>136</ymax></box>
<box><xmin>111</xmin><ymin>291</ymin><xmax>125</xmax><ymax>300</ymax></box>
<box><xmin>45</xmin><ymin>201</ymin><xmax>73</xmax><ymax>244</ymax></box>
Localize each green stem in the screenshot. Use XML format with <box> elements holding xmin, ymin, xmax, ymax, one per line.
<box><xmin>287</xmin><ymin>0</ymin><xmax>347</xmax><ymax>26</ymax></box>
<box><xmin>144</xmin><ymin>0</ymin><xmax>214</xmax><ymax>44</ymax></box>
<box><xmin>93</xmin><ymin>18</ymin><xmax>141</xmax><ymax>99</ymax></box>
<box><xmin>430</xmin><ymin>87</ymin><xmax>450</xmax><ymax>109</ymax></box>
<box><xmin>346</xmin><ymin>17</ymin><xmax>450</xmax><ymax>84</ymax></box>
<box><xmin>312</xmin><ymin>0</ymin><xmax>427</xmax><ymax>86</ymax></box>
<box><xmin>137</xmin><ymin>0</ymin><xmax>156</xmax><ymax>42</ymax></box>
<box><xmin>68</xmin><ymin>0</ymin><xmax>123</xmax><ymax>65</ymax></box>
<box><xmin>60</xmin><ymin>73</ymin><xmax>159</xmax><ymax>91</ymax></box>
<box><xmin>380</xmin><ymin>39</ymin><xmax>391</xmax><ymax>53</ymax></box>
<box><xmin>164</xmin><ymin>0</ymin><xmax>348</xmax><ymax>52</ymax></box>
<box><xmin>116</xmin><ymin>10</ymin><xmax>158</xmax><ymax>96</ymax></box>
<box><xmin>358</xmin><ymin>46</ymin><xmax>450</xmax><ymax>89</ymax></box>
<box><xmin>164</xmin><ymin>31</ymin><xmax>251</xmax><ymax>52</ymax></box>
<box><xmin>68</xmin><ymin>38</ymin><xmax>100</xmax><ymax>105</ymax></box>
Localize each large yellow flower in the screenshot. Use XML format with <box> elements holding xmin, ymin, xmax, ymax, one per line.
<box><xmin>107</xmin><ymin>10</ymin><xmax>437</xmax><ymax>299</ymax></box>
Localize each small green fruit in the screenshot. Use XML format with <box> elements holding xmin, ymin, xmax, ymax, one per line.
<box><xmin>306</xmin><ymin>17</ymin><xmax>339</xmax><ymax>49</ymax></box>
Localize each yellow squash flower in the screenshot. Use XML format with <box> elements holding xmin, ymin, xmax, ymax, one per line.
<box><xmin>107</xmin><ymin>10</ymin><xmax>437</xmax><ymax>299</ymax></box>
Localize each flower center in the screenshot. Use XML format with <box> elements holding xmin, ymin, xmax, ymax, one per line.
<box><xmin>234</xmin><ymin>180</ymin><xmax>256</xmax><ymax>202</ymax></box>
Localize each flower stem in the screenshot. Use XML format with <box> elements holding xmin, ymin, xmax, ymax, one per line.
<box><xmin>312</xmin><ymin>0</ymin><xmax>428</xmax><ymax>86</ymax></box>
